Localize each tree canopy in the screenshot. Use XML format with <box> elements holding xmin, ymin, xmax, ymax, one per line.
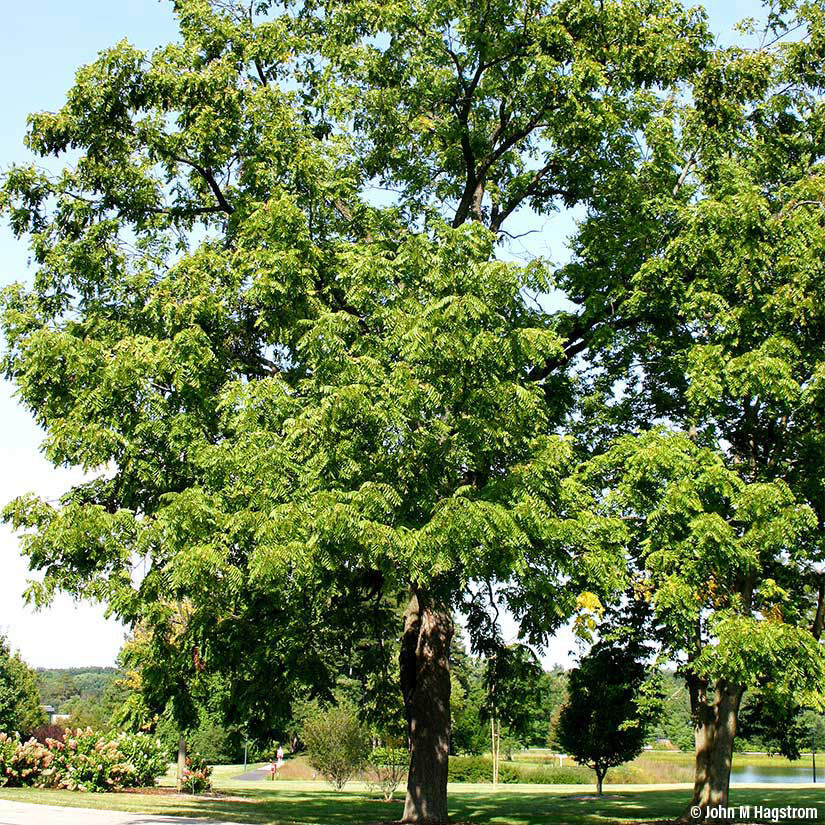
<box><xmin>3</xmin><ymin>0</ymin><xmax>825</xmax><ymax>821</ymax></box>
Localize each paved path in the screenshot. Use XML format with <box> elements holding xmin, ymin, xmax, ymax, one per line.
<box><xmin>233</xmin><ymin>768</ymin><xmax>272</xmax><ymax>782</ymax></box>
<box><xmin>0</xmin><ymin>800</ymin><xmax>245</xmax><ymax>825</ymax></box>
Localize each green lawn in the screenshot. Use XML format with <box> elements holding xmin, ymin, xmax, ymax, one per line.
<box><xmin>0</xmin><ymin>767</ymin><xmax>823</xmax><ymax>824</ymax></box>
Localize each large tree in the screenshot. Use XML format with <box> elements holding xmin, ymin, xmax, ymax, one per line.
<box><xmin>558</xmin><ymin>1</ymin><xmax>825</xmax><ymax>816</ymax></box>
<box><xmin>3</xmin><ymin>0</ymin><xmax>788</xmax><ymax>821</ymax></box>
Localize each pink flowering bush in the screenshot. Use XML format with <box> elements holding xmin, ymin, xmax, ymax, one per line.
<box><xmin>0</xmin><ymin>734</ymin><xmax>54</xmax><ymax>788</ymax></box>
<box><xmin>181</xmin><ymin>752</ymin><xmax>212</xmax><ymax>794</ymax></box>
<box><xmin>0</xmin><ymin>733</ymin><xmax>21</xmax><ymax>786</ymax></box>
<box><xmin>0</xmin><ymin>729</ymin><xmax>166</xmax><ymax>791</ymax></box>
<box><xmin>48</xmin><ymin>729</ymin><xmax>133</xmax><ymax>792</ymax></box>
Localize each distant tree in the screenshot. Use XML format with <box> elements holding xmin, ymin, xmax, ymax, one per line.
<box><xmin>558</xmin><ymin>634</ymin><xmax>659</xmax><ymax>794</ymax></box>
<box><xmin>36</xmin><ymin>671</ymin><xmax>79</xmax><ymax>710</ymax></box>
<box><xmin>801</xmin><ymin>711</ymin><xmax>825</xmax><ymax>753</ymax></box>
<box><xmin>523</xmin><ymin>669</ymin><xmax>568</xmax><ymax>749</ymax></box>
<box><xmin>736</xmin><ymin>692</ymin><xmax>824</xmax><ymax>759</ymax></box>
<box><xmin>0</xmin><ymin>637</ymin><xmax>45</xmax><ymax>736</ymax></box>
<box><xmin>483</xmin><ymin>644</ymin><xmax>544</xmax><ymax>781</ymax></box>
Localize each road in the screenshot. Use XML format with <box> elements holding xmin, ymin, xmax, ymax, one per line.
<box><xmin>0</xmin><ymin>800</ymin><xmax>243</xmax><ymax>825</ymax></box>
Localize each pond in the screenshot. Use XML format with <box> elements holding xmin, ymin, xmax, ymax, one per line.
<box><xmin>731</xmin><ymin>759</ymin><xmax>819</xmax><ymax>784</ymax></box>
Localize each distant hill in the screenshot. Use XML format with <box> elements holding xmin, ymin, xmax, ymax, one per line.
<box><xmin>36</xmin><ymin>667</ymin><xmax>120</xmax><ymax>712</ymax></box>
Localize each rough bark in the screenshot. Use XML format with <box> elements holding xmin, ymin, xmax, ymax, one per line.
<box><xmin>595</xmin><ymin>766</ymin><xmax>606</xmax><ymax>796</ymax></box>
<box><xmin>176</xmin><ymin>733</ymin><xmax>187</xmax><ymax>791</ymax></box>
<box><xmin>400</xmin><ymin>589</ymin><xmax>454</xmax><ymax>824</ymax></box>
<box><xmin>679</xmin><ymin>678</ymin><xmax>744</xmax><ymax>822</ymax></box>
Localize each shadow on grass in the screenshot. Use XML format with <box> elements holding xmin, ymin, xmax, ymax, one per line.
<box><xmin>1</xmin><ymin>784</ymin><xmax>823</xmax><ymax>824</ymax></box>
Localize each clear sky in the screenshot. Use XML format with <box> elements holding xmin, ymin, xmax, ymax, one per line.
<box><xmin>0</xmin><ymin>0</ymin><xmax>765</xmax><ymax>669</ymax></box>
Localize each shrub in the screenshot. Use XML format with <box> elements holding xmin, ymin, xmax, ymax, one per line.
<box><xmin>0</xmin><ymin>728</ymin><xmax>167</xmax><ymax>791</ymax></box>
<box><xmin>116</xmin><ymin>732</ymin><xmax>167</xmax><ymax>786</ymax></box>
<box><xmin>7</xmin><ymin>738</ymin><xmax>55</xmax><ymax>788</ymax></box>
<box><xmin>182</xmin><ymin>751</ymin><xmax>212</xmax><ymax>794</ymax></box>
<box><xmin>49</xmin><ymin>729</ymin><xmax>133</xmax><ymax>792</ymax></box>
<box><xmin>302</xmin><ymin>704</ymin><xmax>367</xmax><ymax>790</ymax></box>
<box><xmin>446</xmin><ymin>755</ymin><xmax>591</xmax><ymax>784</ymax></box>
<box><xmin>0</xmin><ymin>733</ymin><xmax>20</xmax><ymax>787</ymax></box>
<box><xmin>447</xmin><ymin>756</ymin><xmax>495</xmax><ymax>783</ymax></box>
<box><xmin>367</xmin><ymin>744</ymin><xmax>407</xmax><ymax>801</ymax></box>
<box><xmin>187</xmin><ymin>719</ymin><xmax>238</xmax><ymax>765</ymax></box>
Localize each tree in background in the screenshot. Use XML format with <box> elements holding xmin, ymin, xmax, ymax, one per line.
<box><xmin>652</xmin><ymin>673</ymin><xmax>695</xmax><ymax>753</ymax></box>
<box><xmin>482</xmin><ymin>644</ymin><xmax>544</xmax><ymax>782</ymax></box>
<box><xmin>557</xmin><ymin>630</ymin><xmax>659</xmax><ymax>794</ymax></box>
<box><xmin>543</xmin><ymin>0</ymin><xmax>825</xmax><ymax>816</ymax></box>
<box><xmin>0</xmin><ymin>637</ymin><xmax>45</xmax><ymax>736</ymax></box>
<box><xmin>577</xmin><ymin>433</ymin><xmax>825</xmax><ymax>818</ymax></box>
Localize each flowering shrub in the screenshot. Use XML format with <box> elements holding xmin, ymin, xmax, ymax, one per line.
<box><xmin>0</xmin><ymin>729</ymin><xmax>167</xmax><ymax>791</ymax></box>
<box><xmin>0</xmin><ymin>733</ymin><xmax>21</xmax><ymax>787</ymax></box>
<box><xmin>181</xmin><ymin>751</ymin><xmax>212</xmax><ymax>794</ymax></box>
<box><xmin>116</xmin><ymin>732</ymin><xmax>168</xmax><ymax>787</ymax></box>
<box><xmin>2</xmin><ymin>737</ymin><xmax>55</xmax><ymax>788</ymax></box>
<box><xmin>49</xmin><ymin>729</ymin><xmax>133</xmax><ymax>792</ymax></box>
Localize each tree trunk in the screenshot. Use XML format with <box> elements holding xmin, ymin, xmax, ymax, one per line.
<box><xmin>491</xmin><ymin>716</ymin><xmax>497</xmax><ymax>785</ymax></box>
<box><xmin>176</xmin><ymin>733</ymin><xmax>187</xmax><ymax>791</ymax></box>
<box><xmin>400</xmin><ymin>589</ymin><xmax>453</xmax><ymax>824</ymax></box>
<box><xmin>679</xmin><ymin>679</ymin><xmax>744</xmax><ymax>822</ymax></box>
<box><xmin>595</xmin><ymin>767</ymin><xmax>605</xmax><ymax>796</ymax></box>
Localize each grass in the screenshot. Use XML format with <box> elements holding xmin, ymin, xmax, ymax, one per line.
<box><xmin>0</xmin><ymin>763</ymin><xmax>824</xmax><ymax>824</ymax></box>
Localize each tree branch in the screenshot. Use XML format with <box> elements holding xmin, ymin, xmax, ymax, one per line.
<box><xmin>813</xmin><ymin>575</ymin><xmax>825</xmax><ymax>641</ymax></box>
<box><xmin>168</xmin><ymin>153</ymin><xmax>235</xmax><ymax>215</ymax></box>
<box><xmin>527</xmin><ymin>314</ymin><xmax>639</xmax><ymax>381</ymax></box>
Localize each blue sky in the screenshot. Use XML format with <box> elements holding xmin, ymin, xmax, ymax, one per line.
<box><xmin>0</xmin><ymin>0</ymin><xmax>765</xmax><ymax>667</ymax></box>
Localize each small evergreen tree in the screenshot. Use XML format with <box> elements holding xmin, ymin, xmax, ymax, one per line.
<box><xmin>558</xmin><ymin>634</ymin><xmax>658</xmax><ymax>794</ymax></box>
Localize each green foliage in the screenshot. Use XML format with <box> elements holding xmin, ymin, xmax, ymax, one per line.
<box><xmin>302</xmin><ymin>704</ymin><xmax>368</xmax><ymax>790</ymax></box>
<box><xmin>0</xmin><ymin>0</ymin><xmax>704</xmax><ymax>739</ymax></box>
<box><xmin>558</xmin><ymin>635</ymin><xmax>659</xmax><ymax>791</ymax></box>
<box><xmin>447</xmin><ymin>755</ymin><xmax>512</xmax><ymax>783</ymax></box>
<box><xmin>446</xmin><ymin>755</ymin><xmax>590</xmax><ymax>785</ymax></box>
<box><xmin>36</xmin><ymin>669</ymin><xmax>119</xmax><ymax>711</ymax></box>
<box><xmin>186</xmin><ymin>717</ymin><xmax>239</xmax><ymax>765</ymax></box>
<box><xmin>4</xmin><ymin>0</ymin><xmax>825</xmax><ymax>811</ymax></box>
<box><xmin>0</xmin><ymin>638</ymin><xmax>45</xmax><ymax>737</ymax></box>
<box><xmin>115</xmin><ymin>732</ymin><xmax>169</xmax><ymax>786</ymax></box>
<box><xmin>366</xmin><ymin>743</ymin><xmax>407</xmax><ymax>801</ymax></box>
<box><xmin>482</xmin><ymin>644</ymin><xmax>545</xmax><ymax>743</ymax></box>
<box><xmin>652</xmin><ymin>672</ymin><xmax>694</xmax><ymax>752</ymax></box>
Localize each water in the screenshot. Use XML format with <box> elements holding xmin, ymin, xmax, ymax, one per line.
<box><xmin>731</xmin><ymin>760</ymin><xmax>819</xmax><ymax>784</ymax></box>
